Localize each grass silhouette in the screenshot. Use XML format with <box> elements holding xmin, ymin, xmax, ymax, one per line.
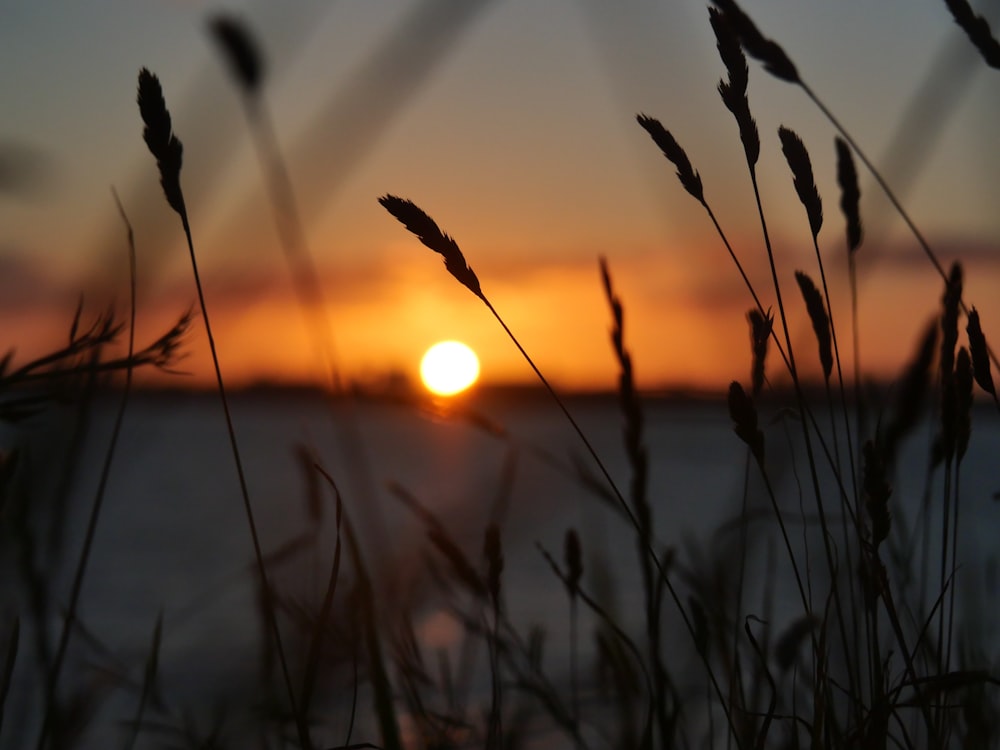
<box><xmin>2</xmin><ymin>3</ymin><xmax>1000</xmax><ymax>749</ymax></box>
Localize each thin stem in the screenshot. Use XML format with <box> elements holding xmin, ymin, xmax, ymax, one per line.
<box><xmin>811</xmin><ymin>232</ymin><xmax>864</xmax><ymax>711</ymax></box>
<box><xmin>758</xmin><ymin>470</ymin><xmax>810</xmax><ymax>617</ymax></box>
<box><xmin>848</xmin><ymin>251</ymin><xmax>865</xmax><ymax>446</ymax></box>
<box><xmin>936</xmin><ymin>460</ymin><xmax>953</xmax><ymax>679</ymax></box>
<box><xmin>810</xmin><ymin>233</ymin><xmax>859</xmax><ymax>512</ymax></box>
<box><xmin>37</xmin><ymin>192</ymin><xmax>138</xmax><ymax>750</ymax></box>
<box><xmin>487</xmin><ymin>606</ymin><xmax>502</xmax><ymax>750</ymax></box>
<box><xmin>703</xmin><ymin>199</ymin><xmax>861</xmax><ymax>532</ymax></box>
<box><xmin>480</xmin><ymin>297</ymin><xmax>743</xmax><ymax>747</ymax></box>
<box><xmin>483</xmin><ymin>299</ymin><xmax>631</xmax><ymax>526</ymax></box>
<box><xmin>746</xmin><ymin>161</ymin><xmax>859</xmax><ymax>713</ymax></box>
<box><xmin>800</xmin><ymin>82</ymin><xmax>1000</xmax><ymax>373</ymax></box>
<box><xmin>569</xmin><ymin>595</ymin><xmax>580</xmax><ymax>750</ymax></box>
<box><xmin>243</xmin><ymin>97</ymin><xmax>341</xmax><ymax>392</ymax></box>
<box><xmin>730</xmin><ymin>453</ymin><xmax>752</xmax><ymax>750</ymax></box>
<box><xmin>945</xmin><ymin>467</ymin><xmax>962</xmax><ymax>678</ymax></box>
<box><xmin>177</xmin><ymin>210</ymin><xmax>309</xmax><ymax>750</ymax></box>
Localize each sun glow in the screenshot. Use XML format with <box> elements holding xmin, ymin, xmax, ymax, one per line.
<box><xmin>420</xmin><ymin>340</ymin><xmax>480</xmax><ymax>396</ymax></box>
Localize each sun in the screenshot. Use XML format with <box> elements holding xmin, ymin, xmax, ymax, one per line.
<box><xmin>420</xmin><ymin>340</ymin><xmax>480</xmax><ymax>396</ymax></box>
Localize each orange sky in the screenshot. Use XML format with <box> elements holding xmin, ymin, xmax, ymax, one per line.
<box><xmin>2</xmin><ymin>1</ymin><xmax>999</xmax><ymax>394</ymax></box>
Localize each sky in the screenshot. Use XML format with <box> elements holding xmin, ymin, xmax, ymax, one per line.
<box><xmin>2</xmin><ymin>0</ymin><xmax>999</xmax><ymax>393</ymax></box>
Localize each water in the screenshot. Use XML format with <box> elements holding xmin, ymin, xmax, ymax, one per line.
<box><xmin>3</xmin><ymin>389</ymin><xmax>999</xmax><ymax>747</ymax></box>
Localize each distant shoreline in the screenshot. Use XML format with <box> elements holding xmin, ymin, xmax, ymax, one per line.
<box><xmin>43</xmin><ymin>377</ymin><xmax>992</xmax><ymax>410</ymax></box>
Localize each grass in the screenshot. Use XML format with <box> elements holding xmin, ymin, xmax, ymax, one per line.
<box><xmin>2</xmin><ymin>2</ymin><xmax>1000</xmax><ymax>748</ymax></box>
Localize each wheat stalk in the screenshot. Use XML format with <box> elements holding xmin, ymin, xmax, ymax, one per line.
<box><xmin>136</xmin><ymin>68</ymin><xmax>309</xmax><ymax>750</ymax></box>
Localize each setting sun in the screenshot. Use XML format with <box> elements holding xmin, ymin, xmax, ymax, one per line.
<box><xmin>420</xmin><ymin>341</ymin><xmax>480</xmax><ymax>396</ymax></box>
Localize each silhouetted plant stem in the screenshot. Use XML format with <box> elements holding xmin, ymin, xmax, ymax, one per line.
<box><xmin>123</xmin><ymin>612</ymin><xmax>163</xmax><ymax>750</ymax></box>
<box><xmin>37</xmin><ymin>191</ymin><xmax>139</xmax><ymax>750</ymax></box>
<box><xmin>878</xmin><ymin>556</ymin><xmax>936</xmax><ymax>736</ymax></box>
<box><xmin>730</xmin><ymin>453</ymin><xmax>752</xmax><ymax>745</ymax></box>
<box><xmin>301</xmin><ymin>471</ymin><xmax>344</xmax><ymax>722</ymax></box>
<box><xmin>538</xmin><ymin>543</ymin><xmax>654</xmax><ymax>748</ymax></box>
<box><xmin>804</xmin><ymin>224</ymin><xmax>865</xmax><ymax>703</ymax></box>
<box><xmin>714</xmin><ymin>0</ymin><xmax>1000</xmax><ymax>380</ymax></box>
<box><xmin>802</xmin><ymin>84</ymin><xmax>946</xmax><ymax>282</ymax></box>
<box><xmin>562</xmin><ymin>530</ymin><xmax>583</xmax><ymax>749</ymax></box>
<box><xmin>642</xmin><ymin>111</ymin><xmax>878</xmax><ymax>726</ymax></box>
<box><xmin>601</xmin><ymin>259</ymin><xmax>672</xmax><ymax>749</ymax></box>
<box><xmin>484</xmin><ymin>524</ymin><xmax>504</xmax><ymax>750</ymax></box>
<box><xmin>244</xmin><ymin>100</ymin><xmax>341</xmax><ymax>390</ymax></box>
<box><xmin>181</xmin><ymin>210</ymin><xmax>310</xmax><ymax>748</ymax></box>
<box><xmin>380</xmin><ymin>194</ymin><xmax>741</xmax><ymax>746</ymax></box>
<box><xmin>569</xmin><ymin>593</ymin><xmax>580</xmax><ymax>748</ymax></box>
<box><xmin>483</xmin><ymin>291</ymin><xmax>741</xmax><ymax>741</ymax></box>
<box><xmin>744</xmin><ymin>159</ymin><xmax>861</xmax><ymax>713</ymax></box>
<box><xmin>210</xmin><ymin>16</ymin><xmax>397</xmax><ymax>612</ymax></box>
<box><xmin>334</xmin><ymin>489</ymin><xmax>403</xmax><ymax>750</ymax></box>
<box><xmin>137</xmin><ymin>68</ymin><xmax>308</xmax><ymax>748</ymax></box>
<box><xmin>936</xmin><ymin>463</ymin><xmax>953</xmax><ymax>680</ymax></box>
<box><xmin>848</xmin><ymin>247</ymin><xmax>864</xmax><ymax>436</ymax></box>
<box><xmin>806</xmin><ymin>228</ymin><xmax>858</xmax><ymax>508</ymax></box>
<box><xmin>481</xmin><ymin>298</ymin><xmax>628</xmax><ymax>514</ymax></box>
<box><xmin>639</xmin><ymin>118</ymin><xmax>860</xmax><ymax>530</ymax></box>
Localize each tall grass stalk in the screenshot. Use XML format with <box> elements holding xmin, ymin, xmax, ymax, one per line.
<box><xmin>208</xmin><ymin>15</ymin><xmax>396</xmax><ymax>600</ymax></box>
<box><xmin>711</xmin><ymin>10</ymin><xmax>858</xmax><ymax>694</ymax></box>
<box><xmin>300</xmin><ymin>466</ymin><xmax>344</xmax><ymax>724</ymax></box>
<box><xmin>208</xmin><ymin>15</ymin><xmax>340</xmax><ymax>391</ymax></box>
<box><xmin>635</xmin><ymin>116</ymin><xmax>857</xmax><ymax>519</ymax></box>
<box><xmin>600</xmin><ymin>258</ymin><xmax>675</xmax><ymax>749</ymax></box>
<box><xmin>780</xmin><ymin>127</ymin><xmax>858</xmax><ymax>512</ymax></box>
<box><xmin>538</xmin><ymin>542</ymin><xmax>655</xmax><ymax>748</ymax></box>
<box><xmin>316</xmin><ymin>465</ymin><xmax>403</xmax><ymax>750</ymax></box>
<box><xmin>712</xmin><ymin>0</ymin><xmax>1000</xmax><ymax>375</ymax></box>
<box><xmin>122</xmin><ymin>612</ymin><xmax>163</xmax><ymax>750</ymax></box>
<box><xmin>135</xmin><ymin>68</ymin><xmax>309</xmax><ymax>750</ymax></box>
<box><xmin>563</xmin><ymin>529</ymin><xmax>583</xmax><ymax>749</ymax></box>
<box><xmin>484</xmin><ymin>523</ymin><xmax>503</xmax><ymax>750</ymax></box>
<box><xmin>8</xmin><ymin>3</ymin><xmax>1000</xmax><ymax>746</ymax></box>
<box><xmin>378</xmin><ymin>194</ymin><xmax>742</xmax><ymax>745</ymax></box>
<box><xmin>835</xmin><ymin>135</ymin><xmax>868</xmax><ymax>472</ymax></box>
<box><xmin>36</xmin><ymin>190</ymin><xmax>139</xmax><ymax>750</ymax></box>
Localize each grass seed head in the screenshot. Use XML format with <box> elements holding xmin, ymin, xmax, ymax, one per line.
<box><xmin>779</xmin><ymin>127</ymin><xmax>822</xmax><ymax>240</ymax></box>
<box><xmin>966</xmin><ymin>307</ymin><xmax>997</xmax><ymax>400</ymax></box>
<box><xmin>710</xmin><ymin>9</ymin><xmax>760</xmax><ymax>166</ymax></box>
<box><xmin>835</xmin><ymin>137</ymin><xmax>862</xmax><ymax>253</ymax></box>
<box><xmin>709</xmin><ymin>8</ymin><xmax>748</xmax><ymax>96</ymax></box>
<box><xmin>748</xmin><ymin>307</ymin><xmax>773</xmax><ymax>396</ymax></box>
<box><xmin>794</xmin><ymin>271</ymin><xmax>832</xmax><ymax>380</ymax></box>
<box><xmin>710</xmin><ymin>0</ymin><xmax>800</xmax><ymax>84</ymax></box>
<box><xmin>378</xmin><ymin>195</ymin><xmax>484</xmax><ymax>300</ymax></box>
<box><xmin>635</xmin><ymin>115</ymin><xmax>705</xmax><ymax>204</ymax></box>
<box><xmin>137</xmin><ymin>69</ymin><xmax>185</xmax><ymax>216</ymax></box>
<box><xmin>862</xmin><ymin>440</ymin><xmax>891</xmax><ymax>550</ymax></box>
<box><xmin>944</xmin><ymin>0</ymin><xmax>1000</xmax><ymax>68</ymax></box>
<box><xmin>728</xmin><ymin>381</ymin><xmax>764</xmax><ymax>469</ymax></box>
<box><xmin>940</xmin><ymin>263</ymin><xmax>963</xmax><ymax>414</ymax></box>
<box><xmin>209</xmin><ymin>15</ymin><xmax>264</xmax><ymax>95</ymax></box>
<box><xmin>956</xmin><ymin>347</ymin><xmax>973</xmax><ymax>460</ymax></box>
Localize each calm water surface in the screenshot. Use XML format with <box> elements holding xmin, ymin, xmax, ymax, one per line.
<box><xmin>4</xmin><ymin>389</ymin><xmax>999</xmax><ymax>747</ymax></box>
